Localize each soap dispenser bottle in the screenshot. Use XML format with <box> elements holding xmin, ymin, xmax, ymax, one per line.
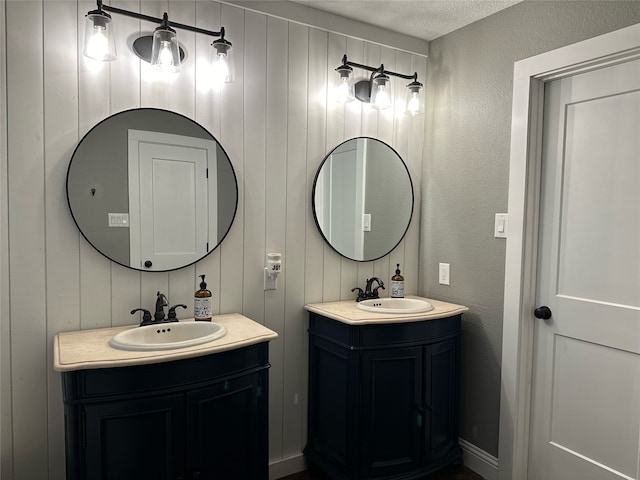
<box><xmin>391</xmin><ymin>264</ymin><xmax>405</xmax><ymax>298</ymax></box>
<box><xmin>194</xmin><ymin>274</ymin><xmax>212</xmax><ymax>321</ymax></box>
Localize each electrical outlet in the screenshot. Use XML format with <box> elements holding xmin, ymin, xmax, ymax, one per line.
<box><xmin>264</xmin><ymin>269</ymin><xmax>277</xmax><ymax>290</ymax></box>
<box><xmin>439</xmin><ymin>263</ymin><xmax>450</xmax><ymax>285</ymax></box>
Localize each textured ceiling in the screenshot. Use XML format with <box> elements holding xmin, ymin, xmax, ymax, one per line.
<box><xmin>290</xmin><ymin>0</ymin><xmax>523</xmax><ymax>41</ymax></box>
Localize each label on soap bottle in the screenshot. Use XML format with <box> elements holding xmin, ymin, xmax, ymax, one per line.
<box><xmin>390</xmin><ymin>281</ymin><xmax>404</xmax><ymax>298</ymax></box>
<box><xmin>194</xmin><ymin>297</ymin><xmax>212</xmax><ymax>320</ymax></box>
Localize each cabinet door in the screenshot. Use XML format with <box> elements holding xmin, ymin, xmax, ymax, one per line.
<box><xmin>424</xmin><ymin>337</ymin><xmax>460</xmax><ymax>463</ymax></box>
<box><xmin>83</xmin><ymin>394</ymin><xmax>186</xmax><ymax>480</ymax></box>
<box><xmin>306</xmin><ymin>336</ymin><xmax>351</xmax><ymax>473</ymax></box>
<box><xmin>361</xmin><ymin>346</ymin><xmax>423</xmax><ymax>478</ymax></box>
<box><xmin>186</xmin><ymin>372</ymin><xmax>266</xmax><ymax>479</ymax></box>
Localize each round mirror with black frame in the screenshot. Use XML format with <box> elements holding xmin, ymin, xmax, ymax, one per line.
<box><xmin>312</xmin><ymin>137</ymin><xmax>414</xmax><ymax>262</ymax></box>
<box><xmin>66</xmin><ymin>108</ymin><xmax>238</xmax><ymax>272</ymax></box>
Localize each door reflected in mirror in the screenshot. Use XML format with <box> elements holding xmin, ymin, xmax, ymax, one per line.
<box><xmin>312</xmin><ymin>137</ymin><xmax>413</xmax><ymax>261</ymax></box>
<box><xmin>67</xmin><ymin>108</ymin><xmax>238</xmax><ymax>272</ymax></box>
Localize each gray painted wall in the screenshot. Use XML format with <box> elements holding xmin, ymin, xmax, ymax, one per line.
<box><xmin>421</xmin><ymin>1</ymin><xmax>640</xmax><ymax>457</ymax></box>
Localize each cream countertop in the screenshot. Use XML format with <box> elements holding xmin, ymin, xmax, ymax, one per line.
<box><xmin>54</xmin><ymin>313</ymin><xmax>278</xmax><ymax>372</ymax></box>
<box><xmin>305</xmin><ymin>296</ymin><xmax>468</xmax><ymax>325</ymax></box>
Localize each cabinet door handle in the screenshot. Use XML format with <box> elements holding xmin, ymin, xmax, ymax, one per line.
<box><xmin>416</xmin><ymin>405</ymin><xmax>424</xmax><ymax>427</ymax></box>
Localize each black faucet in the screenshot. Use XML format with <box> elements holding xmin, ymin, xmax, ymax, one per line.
<box><xmin>155</xmin><ymin>291</ymin><xmax>168</xmax><ymax>322</ymax></box>
<box><xmin>351</xmin><ymin>277</ymin><xmax>385</xmax><ymax>302</ymax></box>
<box><xmin>366</xmin><ymin>277</ymin><xmax>385</xmax><ymax>298</ymax></box>
<box><xmin>131</xmin><ymin>291</ymin><xmax>183</xmax><ymax>326</ymax></box>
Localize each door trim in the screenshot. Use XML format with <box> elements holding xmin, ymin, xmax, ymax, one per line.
<box><xmin>498</xmin><ymin>23</ymin><xmax>640</xmax><ymax>480</ymax></box>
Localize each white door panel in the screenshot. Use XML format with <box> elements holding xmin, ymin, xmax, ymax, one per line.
<box><xmin>128</xmin><ymin>130</ymin><xmax>215</xmax><ymax>270</ymax></box>
<box><xmin>529</xmin><ymin>58</ymin><xmax>640</xmax><ymax>480</ymax></box>
<box><xmin>558</xmin><ymin>92</ymin><xmax>640</xmax><ymax>307</ymax></box>
<box><xmin>138</xmin><ymin>143</ymin><xmax>208</xmax><ymax>270</ymax></box>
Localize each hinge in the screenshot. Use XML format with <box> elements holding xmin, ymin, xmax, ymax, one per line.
<box><xmin>206</xmin><ymin>168</ymin><xmax>209</xmax><ymax>178</ymax></box>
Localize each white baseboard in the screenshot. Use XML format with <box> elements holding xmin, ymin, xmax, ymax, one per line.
<box><xmin>459</xmin><ymin>438</ymin><xmax>498</xmax><ymax>480</ymax></box>
<box><xmin>268</xmin><ymin>441</ymin><xmax>497</xmax><ymax>480</ymax></box>
<box><xmin>269</xmin><ymin>453</ymin><xmax>307</xmax><ymax>480</ymax></box>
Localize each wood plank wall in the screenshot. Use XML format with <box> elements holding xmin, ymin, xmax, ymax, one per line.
<box><xmin>0</xmin><ymin>1</ymin><xmax>426</xmax><ymax>478</ymax></box>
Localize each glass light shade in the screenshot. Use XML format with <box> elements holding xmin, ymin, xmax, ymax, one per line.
<box><xmin>83</xmin><ymin>11</ymin><xmax>116</xmax><ymax>61</ymax></box>
<box><xmin>405</xmin><ymin>80</ymin><xmax>423</xmax><ymax>116</ymax></box>
<box><xmin>372</xmin><ymin>74</ymin><xmax>391</xmax><ymax>110</ymax></box>
<box><xmin>336</xmin><ymin>76</ymin><xmax>355</xmax><ymax>103</ymax></box>
<box><xmin>210</xmin><ymin>39</ymin><xmax>235</xmax><ymax>88</ymax></box>
<box><xmin>151</xmin><ymin>28</ymin><xmax>181</xmax><ymax>73</ymax></box>
<box><xmin>335</xmin><ymin>64</ymin><xmax>354</xmax><ymax>103</ymax></box>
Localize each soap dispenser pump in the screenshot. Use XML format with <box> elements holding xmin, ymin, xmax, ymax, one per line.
<box><xmin>391</xmin><ymin>264</ymin><xmax>405</xmax><ymax>298</ymax></box>
<box><xmin>194</xmin><ymin>274</ymin><xmax>212</xmax><ymax>321</ymax></box>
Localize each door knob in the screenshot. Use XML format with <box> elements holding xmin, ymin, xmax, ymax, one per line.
<box><xmin>534</xmin><ymin>306</ymin><xmax>552</xmax><ymax>320</ymax></box>
<box><xmin>144</xmin><ymin>260</ymin><xmax>152</xmax><ymax>268</ymax></box>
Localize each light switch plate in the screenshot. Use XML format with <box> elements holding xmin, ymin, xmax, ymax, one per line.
<box><xmin>108</xmin><ymin>213</ymin><xmax>129</xmax><ymax>227</ymax></box>
<box><xmin>494</xmin><ymin>213</ymin><xmax>508</xmax><ymax>238</ymax></box>
<box><xmin>439</xmin><ymin>263</ymin><xmax>450</xmax><ymax>285</ymax></box>
<box><xmin>362</xmin><ymin>213</ymin><xmax>371</xmax><ymax>232</ymax></box>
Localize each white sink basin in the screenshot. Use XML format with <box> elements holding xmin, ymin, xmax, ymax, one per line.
<box><xmin>110</xmin><ymin>322</ymin><xmax>227</xmax><ymax>351</ymax></box>
<box><xmin>357</xmin><ymin>298</ymin><xmax>434</xmax><ymax>314</ymax></box>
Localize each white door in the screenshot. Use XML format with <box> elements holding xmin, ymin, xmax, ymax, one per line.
<box><xmin>137</xmin><ymin>143</ymin><xmax>208</xmax><ymax>270</ymax></box>
<box><xmin>329</xmin><ymin>144</ymin><xmax>365</xmax><ymax>259</ymax></box>
<box><xmin>128</xmin><ymin>130</ymin><xmax>216</xmax><ymax>270</ymax></box>
<box><xmin>528</xmin><ymin>58</ymin><xmax>640</xmax><ymax>479</ymax></box>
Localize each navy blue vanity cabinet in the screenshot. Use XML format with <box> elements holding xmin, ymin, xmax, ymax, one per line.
<box><xmin>305</xmin><ymin>313</ymin><xmax>462</xmax><ymax>480</ymax></box>
<box><xmin>62</xmin><ymin>343</ymin><xmax>270</xmax><ymax>480</ymax></box>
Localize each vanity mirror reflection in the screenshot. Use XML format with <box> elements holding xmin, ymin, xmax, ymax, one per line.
<box><xmin>312</xmin><ymin>137</ymin><xmax>413</xmax><ymax>261</ymax></box>
<box><xmin>66</xmin><ymin>108</ymin><xmax>238</xmax><ymax>271</ymax></box>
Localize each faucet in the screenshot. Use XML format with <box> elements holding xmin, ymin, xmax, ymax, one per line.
<box><xmin>366</xmin><ymin>277</ymin><xmax>385</xmax><ymax>298</ymax></box>
<box><xmin>131</xmin><ymin>292</ymin><xmax>171</xmax><ymax>327</ymax></box>
<box><xmin>155</xmin><ymin>291</ymin><xmax>168</xmax><ymax>322</ymax></box>
<box><xmin>351</xmin><ymin>277</ymin><xmax>385</xmax><ymax>302</ymax></box>
<box><xmin>131</xmin><ymin>291</ymin><xmax>183</xmax><ymax>326</ymax></box>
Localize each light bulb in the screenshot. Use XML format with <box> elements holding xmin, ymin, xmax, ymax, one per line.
<box><xmin>157</xmin><ymin>41</ymin><xmax>175</xmax><ymax>71</ymax></box>
<box><xmin>373</xmin><ymin>84</ymin><xmax>391</xmax><ymax>110</ymax></box>
<box><xmin>407</xmin><ymin>91</ymin><xmax>420</xmax><ymax>116</ymax></box>
<box><xmin>211</xmin><ymin>53</ymin><xmax>230</xmax><ymax>87</ymax></box>
<box><xmin>86</xmin><ymin>27</ymin><xmax>108</xmax><ymax>61</ymax></box>
<box><xmin>336</xmin><ymin>77</ymin><xmax>354</xmax><ymax>104</ymax></box>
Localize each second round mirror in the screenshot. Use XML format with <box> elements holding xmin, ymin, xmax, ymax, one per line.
<box><xmin>312</xmin><ymin>137</ymin><xmax>414</xmax><ymax>261</ymax></box>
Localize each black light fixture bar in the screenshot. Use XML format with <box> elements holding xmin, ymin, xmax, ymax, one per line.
<box><xmin>97</xmin><ymin>0</ymin><xmax>226</xmax><ymax>39</ymax></box>
<box><xmin>339</xmin><ymin>54</ymin><xmax>418</xmax><ymax>82</ymax></box>
<box><xmin>336</xmin><ymin>54</ymin><xmax>423</xmax><ymax>110</ymax></box>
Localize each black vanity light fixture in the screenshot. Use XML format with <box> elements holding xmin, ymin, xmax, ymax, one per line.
<box><xmin>83</xmin><ymin>0</ymin><xmax>234</xmax><ymax>84</ymax></box>
<box><xmin>335</xmin><ymin>54</ymin><xmax>423</xmax><ymax>116</ymax></box>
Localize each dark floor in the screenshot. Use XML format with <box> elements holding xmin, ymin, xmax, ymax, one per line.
<box><xmin>278</xmin><ymin>464</ymin><xmax>484</xmax><ymax>480</ymax></box>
